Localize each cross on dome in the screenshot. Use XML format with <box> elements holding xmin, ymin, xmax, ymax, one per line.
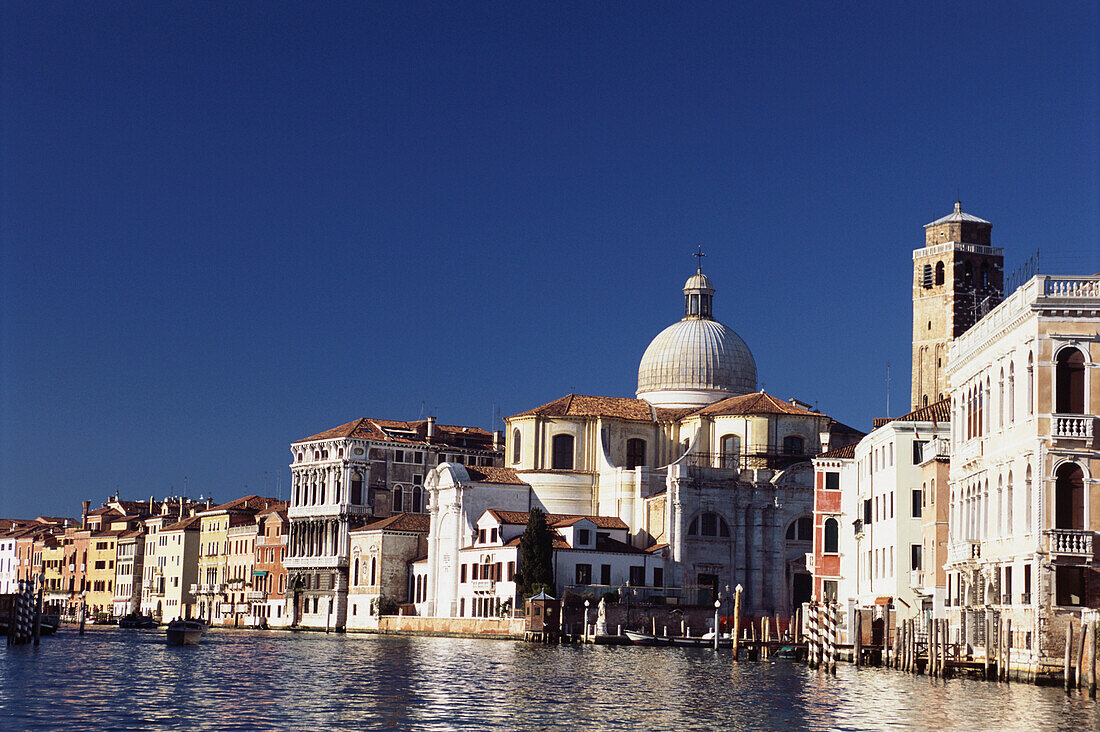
<box><xmin>693</xmin><ymin>245</ymin><xmax>706</xmax><ymax>273</ymax></box>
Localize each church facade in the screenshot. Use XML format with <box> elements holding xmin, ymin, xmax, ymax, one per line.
<box><xmin>424</xmin><ymin>265</ymin><xmax>860</xmax><ymax>619</ymax></box>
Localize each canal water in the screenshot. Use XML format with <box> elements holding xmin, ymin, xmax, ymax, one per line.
<box><xmin>2</xmin><ymin>627</ymin><xmax>1097</xmax><ymax>731</ymax></box>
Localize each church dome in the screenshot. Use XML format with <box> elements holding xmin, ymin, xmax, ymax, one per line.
<box><xmin>636</xmin><ymin>266</ymin><xmax>757</xmax><ymax>408</ymax></box>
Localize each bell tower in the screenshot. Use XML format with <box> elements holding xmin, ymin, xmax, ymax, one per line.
<box><xmin>911</xmin><ymin>201</ymin><xmax>1003</xmax><ymax>410</ymax></box>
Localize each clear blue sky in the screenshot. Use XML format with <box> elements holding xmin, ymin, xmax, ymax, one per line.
<box><xmin>2</xmin><ymin>2</ymin><xmax>1097</xmax><ymax>519</ymax></box>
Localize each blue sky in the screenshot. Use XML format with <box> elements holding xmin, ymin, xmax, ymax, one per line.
<box><xmin>2</xmin><ymin>2</ymin><xmax>1097</xmax><ymax>518</ymax></box>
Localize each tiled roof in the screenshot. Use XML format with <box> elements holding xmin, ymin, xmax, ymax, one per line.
<box><xmin>351</xmin><ymin>513</ymin><xmax>431</xmax><ymax>534</ymax></box>
<box><xmin>118</xmin><ymin>529</ymin><xmax>144</xmax><ymax>539</ymax></box>
<box><xmin>257</xmin><ymin>505</ymin><xmax>289</xmax><ymax>521</ymax></box>
<box><xmin>296</xmin><ymin>417</ymin><xmax>494</xmax><ymax>448</ymax></box>
<box><xmin>204</xmin><ymin>495</ymin><xmax>282</xmax><ymax>515</ymax></box>
<box><xmin>817</xmin><ymin>443</ymin><xmax>856</xmax><ymax>459</ymax></box>
<box><xmin>510</xmin><ymin>395</ymin><xmax>657</xmax><ymax>421</ymax></box>
<box><xmin>892</xmin><ymin>398</ymin><xmax>951</xmax><ymax>424</ymax></box>
<box><xmin>162</xmin><ymin>516</ymin><xmax>201</xmax><ymax>531</ymax></box>
<box><xmin>693</xmin><ymin>391</ymin><xmax>818</xmax><ymax>417</ymax></box>
<box><xmin>461</xmin><ymin>466</ymin><xmax>528</xmax><ymax>485</ymax></box>
<box><xmin>500</xmin><ymin>531</ymin><xmax>642</xmax><ymax>554</ymax></box>
<box><xmin>925</xmin><ymin>201</ymin><xmax>991</xmax><ymax>227</ymax></box>
<box><xmin>485</xmin><ymin>509</ymin><xmax>629</xmax><ymax>530</ymax></box>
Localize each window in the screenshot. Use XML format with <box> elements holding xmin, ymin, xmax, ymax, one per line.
<box><xmin>551</xmin><ymin>434</ymin><xmax>574</xmax><ymax>470</ymax></box>
<box><xmin>786</xmin><ymin>517</ymin><xmax>812</xmax><ymax>541</ymax></box>
<box><xmin>512</xmin><ymin>429</ymin><xmax>522</xmax><ymax>464</ymax></box>
<box><xmin>350</xmin><ymin>475</ymin><xmax>363</xmax><ymax>505</ymax></box>
<box><xmin>353</xmin><ymin>558</ymin><xmax>359</xmax><ymax>585</ymax></box>
<box><xmin>911</xmin><ymin>489</ymin><xmax>922</xmax><ymax>518</ymax></box>
<box><xmin>577</xmin><ymin>529</ymin><xmax>590</xmax><ymax>546</ymax></box>
<box><xmin>629</xmin><ymin>566</ymin><xmax>645</xmax><ymax>586</ymax></box>
<box><xmin>479</xmin><ymin>529</ymin><xmax>487</xmax><ymax>544</ymax></box>
<box><xmin>1055</xmin><ymin>463</ymin><xmax>1085</xmax><ymax>530</ymax></box>
<box><xmin>823</xmin><ymin>518</ymin><xmax>839</xmax><ymax>553</ymax></box>
<box><xmin>460</xmin><ymin>564</ymin><xmax>467</xmax><ymax>583</ymax></box>
<box><xmin>922</xmin><ymin>263</ymin><xmax>932</xmax><ymax>288</ymax></box>
<box><xmin>720</xmin><ymin>434</ymin><xmax>741</xmax><ymax>469</ymax></box>
<box><xmin>575</xmin><ymin>564</ymin><xmax>592</xmax><ymax>585</ymax></box>
<box><xmin>911</xmin><ymin>544</ymin><xmax>922</xmax><ymax>571</ymax></box>
<box><xmin>824</xmin><ymin>471</ymin><xmax>839</xmax><ymax>490</ymax></box>
<box><xmin>394</xmin><ymin>450</ymin><xmax>405</xmax><ymax>463</ymax></box>
<box><xmin>490</xmin><ymin>528</ymin><xmax>498</xmax><ymax>543</ymax></box>
<box><xmin>782</xmin><ymin>435</ymin><xmax>804</xmax><ymax>455</ymax></box>
<box><xmin>507</xmin><ymin>561</ymin><xmax>515</xmax><ymax>581</ymax></box>
<box><xmin>370</xmin><ymin>558</ymin><xmax>377</xmax><ymax>586</ymax></box>
<box><xmin>912</xmin><ymin>440</ymin><xmax>926</xmax><ymax>464</ymax></box>
<box><xmin>600</xmin><ymin>564</ymin><xmax>611</xmax><ymax>585</ymax></box>
<box><xmin>1055</xmin><ymin>347</ymin><xmax>1086</xmax><ymax>414</ymax></box>
<box><xmin>653</xmin><ymin>567</ymin><xmax>664</xmax><ymax>587</ymax></box>
<box><xmin>1027</xmin><ymin>352</ymin><xmax>1034</xmax><ymax>415</ymax></box>
<box><xmin>863</xmin><ymin>499</ymin><xmax>872</xmax><ymax>524</ymax></box>
<box><xmin>625</xmin><ymin>438</ymin><xmax>646</xmax><ymax>470</ymax></box>
<box><xmin>964</xmin><ymin>261</ymin><xmax>974</xmax><ymax>287</ymax></box>
<box><xmin>688</xmin><ymin>512</ymin><xmax>730</xmax><ymax>537</ymax></box>
<box><xmin>935</xmin><ymin>261</ymin><xmax>945</xmax><ymax>286</ymax></box>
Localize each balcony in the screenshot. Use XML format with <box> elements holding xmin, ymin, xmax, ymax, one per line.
<box><xmin>246</xmin><ymin>591</ymin><xmax>266</xmax><ymax>602</ymax></box>
<box><xmin>909</xmin><ymin>570</ymin><xmax>925</xmax><ymax>590</ymax></box>
<box><xmin>188</xmin><ymin>584</ymin><xmax>199</xmax><ymax>594</ymax></box>
<box><xmin>946</xmin><ymin>540</ymin><xmax>981</xmax><ymax>564</ymax></box>
<box><xmin>1045</xmin><ymin>529</ymin><xmax>1095</xmax><ymax>560</ymax></box>
<box><xmin>804</xmin><ymin>553</ymin><xmax>815</xmax><ymax>573</ymax></box>
<box><xmin>921</xmin><ymin>437</ymin><xmax>951</xmax><ymax>463</ymax></box>
<box><xmin>956</xmin><ymin>440</ymin><xmax>982</xmax><ymax>467</ymax></box>
<box><xmin>471</xmin><ymin>579</ymin><xmax>496</xmax><ymax>593</ymax></box>
<box><xmin>1052</xmin><ymin>415</ymin><xmax>1094</xmax><ymax>440</ymax></box>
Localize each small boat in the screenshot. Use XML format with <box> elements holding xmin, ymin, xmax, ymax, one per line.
<box><xmin>624</xmin><ymin>630</ymin><xmax>673</xmax><ymax>646</ymax></box>
<box><xmin>166</xmin><ymin>618</ymin><xmax>207</xmax><ymax>645</ymax></box>
<box><xmin>118</xmin><ymin>613</ymin><xmax>157</xmax><ymax>629</ymax></box>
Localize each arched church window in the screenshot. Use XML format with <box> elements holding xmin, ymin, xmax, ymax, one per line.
<box><xmin>823</xmin><ymin>518</ymin><xmax>839</xmax><ymax>553</ymax></box>
<box><xmin>935</xmin><ymin>261</ymin><xmax>945</xmax><ymax>286</ymax></box>
<box><xmin>412</xmin><ymin>486</ymin><xmax>423</xmax><ymax>514</ymax></box>
<box><xmin>392</xmin><ymin>486</ymin><xmax>403</xmax><ymax>513</ymax></box>
<box><xmin>782</xmin><ymin>435</ymin><xmax>804</xmax><ymax>455</ymax></box>
<box><xmin>551</xmin><ymin>434</ymin><xmax>575</xmax><ymax>470</ymax></box>
<box><xmin>625</xmin><ymin>438</ymin><xmax>646</xmax><ymax>470</ymax></box>
<box><xmin>1055</xmin><ymin>347</ymin><xmax>1086</xmax><ymax>414</ymax></box>
<box><xmin>353</xmin><ymin>558</ymin><xmax>359</xmax><ymax>586</ymax></box>
<box><xmin>981</xmin><ymin>263</ymin><xmax>990</xmax><ymax>288</ymax></box>
<box><xmin>786</xmin><ymin>516</ymin><xmax>812</xmax><ymax>541</ymax></box>
<box><xmin>687</xmin><ymin>512</ymin><xmax>730</xmax><ymax>538</ymax></box>
<box><xmin>964</xmin><ymin>262</ymin><xmax>974</xmax><ymax>288</ymax></box>
<box><xmin>719</xmin><ymin>434</ymin><xmax>740</xmax><ymax>469</ymax></box>
<box><xmin>370</xmin><ymin>557</ymin><xmax>377</xmax><ymax>586</ymax></box>
<box><xmin>512</xmin><ymin>429</ymin><xmax>522</xmax><ymax>464</ymax></box>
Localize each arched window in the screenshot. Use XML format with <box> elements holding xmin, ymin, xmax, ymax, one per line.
<box><xmin>823</xmin><ymin>518</ymin><xmax>839</xmax><ymax>553</ymax></box>
<box><xmin>998</xmin><ymin>368</ymin><xmax>1004</xmax><ymax>428</ymax></box>
<box><xmin>922</xmin><ymin>264</ymin><xmax>933</xmax><ymax>288</ymax></box>
<box><xmin>1025</xmin><ymin>465</ymin><xmax>1033</xmax><ymax>533</ymax></box>
<box><xmin>786</xmin><ymin>516</ymin><xmax>812</xmax><ymax>541</ymax></box>
<box><xmin>996</xmin><ymin>475</ymin><xmax>1003</xmax><ymax>536</ymax></box>
<box><xmin>782</xmin><ymin>435</ymin><xmax>804</xmax><ymax>455</ymax></box>
<box><xmin>1055</xmin><ymin>463</ymin><xmax>1085</xmax><ymax>530</ymax></box>
<box><xmin>353</xmin><ymin>558</ymin><xmax>360</xmax><ymax>586</ymax></box>
<box><xmin>1008</xmin><ymin>362</ymin><xmax>1015</xmax><ymax>423</ymax></box>
<box><xmin>1026</xmin><ymin>352</ymin><xmax>1034</xmax><ymax>415</ymax></box>
<box><xmin>412</xmin><ymin>486</ymin><xmax>423</xmax><ymax>514</ymax></box>
<box><xmin>719</xmin><ymin>434</ymin><xmax>741</xmax><ymax>469</ymax></box>
<box><xmin>687</xmin><ymin>512</ymin><xmax>730</xmax><ymax>538</ymax></box>
<box><xmin>981</xmin><ymin>263</ymin><xmax>990</xmax><ymax>288</ymax></box>
<box><xmin>512</xmin><ymin>429</ymin><xmax>522</xmax><ymax>464</ymax></box>
<box><xmin>964</xmin><ymin>261</ymin><xmax>974</xmax><ymax>287</ymax></box>
<box><xmin>350</xmin><ymin>473</ymin><xmax>363</xmax><ymax>505</ymax></box>
<box><xmin>551</xmin><ymin>434</ymin><xmax>574</xmax><ymax>470</ymax></box>
<box><xmin>935</xmin><ymin>261</ymin><xmax>945</xmax><ymax>286</ymax></box>
<box><xmin>370</xmin><ymin>557</ymin><xmax>377</xmax><ymax>586</ymax></box>
<box><xmin>392</xmin><ymin>487</ymin><xmax>403</xmax><ymax>513</ymax></box>
<box><xmin>625</xmin><ymin>438</ymin><xmax>646</xmax><ymax>469</ymax></box>
<box><xmin>1005</xmin><ymin>471</ymin><xmax>1014</xmax><ymax>537</ymax></box>
<box><xmin>1055</xmin><ymin>347</ymin><xmax>1086</xmax><ymax>414</ymax></box>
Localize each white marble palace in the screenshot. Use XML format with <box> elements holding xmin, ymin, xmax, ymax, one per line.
<box><xmin>424</xmin><ymin>264</ymin><xmax>861</xmax><ymax>620</ymax></box>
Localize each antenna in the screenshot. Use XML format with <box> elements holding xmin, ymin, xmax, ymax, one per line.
<box><xmin>885</xmin><ymin>362</ymin><xmax>891</xmax><ymax>417</ymax></box>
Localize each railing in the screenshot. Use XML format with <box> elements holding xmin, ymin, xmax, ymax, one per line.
<box><xmin>1052</xmin><ymin>415</ymin><xmax>1094</xmax><ymax>439</ymax></box>
<box><xmin>946</xmin><ymin>540</ymin><xmax>981</xmax><ymax>564</ymax></box>
<box><xmin>246</xmin><ymin>591</ymin><xmax>266</xmax><ymax>602</ymax></box>
<box><xmin>1020</xmin><ymin>592</ymin><xmax>1031</xmax><ymax>605</ymax></box>
<box><xmin>1045</xmin><ymin>529</ymin><xmax>1095</xmax><ymax>558</ymax></box>
<box><xmin>1043</xmin><ymin>277</ymin><xmax>1100</xmax><ymax>298</ymax></box>
<box><xmin>804</xmin><ymin>553</ymin><xmax>815</xmax><ymax>573</ymax></box>
<box><xmin>562</xmin><ymin>584</ymin><xmax>715</xmax><ymax>607</ymax></box>
<box><xmin>956</xmin><ymin>439</ymin><xmax>982</xmax><ymax>465</ymax></box>
<box><xmin>909</xmin><ymin>570</ymin><xmax>925</xmax><ymax>589</ymax></box>
<box><xmin>471</xmin><ymin>579</ymin><xmax>496</xmax><ymax>593</ymax></box>
<box><xmin>679</xmin><ymin>449</ymin><xmax>810</xmax><ymax>472</ymax></box>
<box><xmin>921</xmin><ymin>437</ymin><xmax>951</xmax><ymax>463</ymax></box>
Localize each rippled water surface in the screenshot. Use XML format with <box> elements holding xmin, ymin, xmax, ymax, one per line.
<box><xmin>2</xmin><ymin>627</ymin><xmax>1098</xmax><ymax>730</ymax></box>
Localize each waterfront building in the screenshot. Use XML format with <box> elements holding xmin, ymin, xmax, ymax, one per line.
<box><xmin>943</xmin><ymin>273</ymin><xmax>1100</xmax><ymax>667</ymax></box>
<box><xmin>112</xmin><ymin>529</ymin><xmax>145</xmax><ymax>616</ymax></box>
<box><xmin>917</xmin><ymin>435</ymin><xmax>951</xmax><ymax>618</ymax></box>
<box><xmin>346</xmin><ymin>513</ymin><xmax>430</xmax><ymax>629</ymax></box>
<box><xmin>285</xmin><ymin>416</ymin><xmax>502</xmax><ymax>630</ymax></box>
<box><xmin>811</xmin><ymin>401</ymin><xmax>949</xmax><ymax>633</ymax></box>
<box><xmin>140</xmin><ymin>503</ymin><xmax>197</xmax><ymax>620</ymax></box>
<box><xmin>0</xmin><ymin>525</ymin><xmax>18</xmax><ymax>593</ymax></box>
<box><xmin>253</xmin><ymin>505</ymin><xmax>290</xmax><ymax>626</ymax></box>
<box><xmin>158</xmin><ymin>515</ymin><xmax>200</xmax><ymax>622</ymax></box>
<box><xmin>193</xmin><ymin>495</ymin><xmax>277</xmax><ymax>624</ymax></box>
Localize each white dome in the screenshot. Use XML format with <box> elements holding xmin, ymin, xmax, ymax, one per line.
<box><xmin>636</xmin><ymin>319</ymin><xmax>757</xmax><ymax>406</ymax></box>
<box><xmin>636</xmin><ymin>266</ymin><xmax>756</xmax><ymax>408</ymax></box>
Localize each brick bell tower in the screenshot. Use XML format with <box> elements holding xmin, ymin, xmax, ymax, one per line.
<box><xmin>911</xmin><ymin>201</ymin><xmax>1003</xmax><ymax>410</ymax></box>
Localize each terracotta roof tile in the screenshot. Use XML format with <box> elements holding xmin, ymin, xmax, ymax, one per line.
<box><xmin>203</xmin><ymin>495</ymin><xmax>282</xmax><ymax>515</ymax></box>
<box><xmin>485</xmin><ymin>509</ymin><xmax>628</xmax><ymax>530</ymax></box>
<box><xmin>510</xmin><ymin>395</ymin><xmax>657</xmax><ymax>421</ymax></box>
<box><xmin>461</xmin><ymin>466</ymin><xmax>528</xmax><ymax>485</ymax></box>
<box><xmin>162</xmin><ymin>516</ymin><xmax>201</xmax><ymax>531</ymax></box>
<box><xmin>817</xmin><ymin>443</ymin><xmax>857</xmax><ymax>459</ymax></box>
<box><xmin>891</xmin><ymin>398</ymin><xmax>951</xmax><ymax>424</ymax></box>
<box><xmin>296</xmin><ymin>417</ymin><xmax>494</xmax><ymax>449</ymax></box>
<box><xmin>692</xmin><ymin>392</ymin><xmax>818</xmax><ymax>417</ymax></box>
<box><xmin>351</xmin><ymin>513</ymin><xmax>431</xmax><ymax>534</ymax></box>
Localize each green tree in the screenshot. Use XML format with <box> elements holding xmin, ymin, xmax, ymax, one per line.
<box><xmin>517</xmin><ymin>507</ymin><xmax>555</xmax><ymax>598</ymax></box>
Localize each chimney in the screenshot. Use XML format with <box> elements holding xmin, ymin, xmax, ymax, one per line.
<box><xmin>426</xmin><ymin>416</ymin><xmax>436</xmax><ymax>442</ymax></box>
<box><xmin>179</xmin><ymin>499</ymin><xmax>185</xmax><ymax>521</ymax></box>
<box><xmin>206</xmin><ymin>497</ymin><xmax>212</xmax><ymax>510</ymax></box>
<box><xmin>148</xmin><ymin>495</ymin><xmax>154</xmax><ymax>514</ymax></box>
<box><xmin>493</xmin><ymin>430</ymin><xmax>502</xmax><ymax>450</ymax></box>
<box><xmin>81</xmin><ymin>500</ymin><xmax>90</xmax><ymax>530</ymax></box>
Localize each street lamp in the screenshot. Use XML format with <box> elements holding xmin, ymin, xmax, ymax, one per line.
<box><xmin>583</xmin><ymin>599</ymin><xmax>590</xmax><ymax>643</ymax></box>
<box><xmin>714</xmin><ymin>599</ymin><xmax>722</xmax><ymax>651</ymax></box>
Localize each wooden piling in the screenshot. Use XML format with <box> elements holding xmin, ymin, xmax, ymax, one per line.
<box><xmin>1089</xmin><ymin>620</ymin><xmax>1097</xmax><ymax>699</ymax></box>
<box><xmin>983</xmin><ymin>614</ymin><xmax>991</xmax><ymax>680</ymax></box>
<box><xmin>831</xmin><ymin>604</ymin><xmax>838</xmax><ymax>674</ymax></box>
<box><xmin>732</xmin><ymin>587</ymin><xmax>742</xmax><ymax>661</ymax></box>
<box><xmin>1077</xmin><ymin>618</ymin><xmax>1087</xmax><ymax>690</ymax></box>
<box><xmin>1004</xmin><ymin>618</ymin><xmax>1011</xmax><ymax>683</ymax></box>
<box><xmin>1065</xmin><ymin>622</ymin><xmax>1074</xmax><ymax>692</ymax></box>
<box><xmin>854</xmin><ymin>609</ymin><xmax>862</xmax><ymax>667</ymax></box>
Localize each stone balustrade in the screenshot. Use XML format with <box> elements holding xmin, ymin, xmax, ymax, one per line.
<box><xmin>1052</xmin><ymin>414</ymin><xmax>1094</xmax><ymax>439</ymax></box>
<box><xmin>1045</xmin><ymin>529</ymin><xmax>1095</xmax><ymax>558</ymax></box>
<box><xmin>946</xmin><ymin>540</ymin><xmax>980</xmax><ymax>564</ymax></box>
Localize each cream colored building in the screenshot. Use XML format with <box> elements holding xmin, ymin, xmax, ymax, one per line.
<box><xmin>944</xmin><ymin>274</ymin><xmax>1099</xmax><ymax>668</ymax></box>
<box><xmin>346</xmin><ymin>513</ymin><xmax>429</xmax><ymax>629</ymax></box>
<box><xmin>158</xmin><ymin>515</ymin><xmax>200</xmax><ymax>622</ymax></box>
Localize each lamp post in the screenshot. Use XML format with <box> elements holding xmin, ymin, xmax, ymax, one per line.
<box><xmin>732</xmin><ymin>583</ymin><xmax>743</xmax><ymax>660</ymax></box>
<box><xmin>33</xmin><ymin>572</ymin><xmax>45</xmax><ymax>645</ymax></box>
<box><xmin>713</xmin><ymin>599</ymin><xmax>721</xmax><ymax>651</ymax></box>
<box><xmin>79</xmin><ymin>590</ymin><xmax>89</xmax><ymax>635</ymax></box>
<box><xmin>583</xmin><ymin>599</ymin><xmax>590</xmax><ymax>643</ymax></box>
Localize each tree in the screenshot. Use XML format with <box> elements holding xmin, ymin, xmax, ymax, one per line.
<box><xmin>517</xmin><ymin>507</ymin><xmax>555</xmax><ymax>598</ymax></box>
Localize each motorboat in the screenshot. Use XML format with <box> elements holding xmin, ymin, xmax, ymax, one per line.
<box><xmin>118</xmin><ymin>613</ymin><xmax>157</xmax><ymax>629</ymax></box>
<box><xmin>166</xmin><ymin>618</ymin><xmax>207</xmax><ymax>645</ymax></box>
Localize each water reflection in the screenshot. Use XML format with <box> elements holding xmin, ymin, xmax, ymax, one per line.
<box><xmin>1</xmin><ymin>628</ymin><xmax>1096</xmax><ymax>731</ymax></box>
